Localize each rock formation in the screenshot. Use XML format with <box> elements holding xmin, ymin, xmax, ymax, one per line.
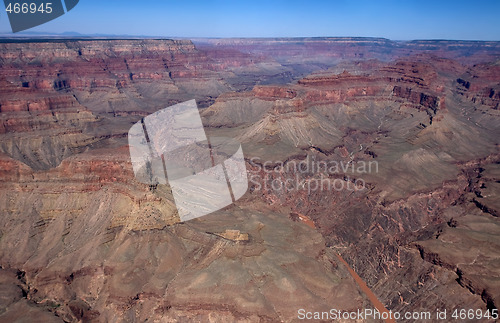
<box><xmin>0</xmin><ymin>37</ymin><xmax>499</xmax><ymax>322</ymax></box>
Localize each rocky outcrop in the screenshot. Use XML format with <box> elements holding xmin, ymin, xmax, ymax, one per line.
<box><xmin>392</xmin><ymin>86</ymin><xmax>438</xmax><ymax>111</ymax></box>
<box><xmin>455</xmin><ymin>63</ymin><xmax>500</xmax><ymax>109</ymax></box>
<box><xmin>253</xmin><ymin>85</ymin><xmax>297</xmax><ymax>99</ymax></box>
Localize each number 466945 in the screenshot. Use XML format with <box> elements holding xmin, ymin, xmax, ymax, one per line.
<box><xmin>452</xmin><ymin>308</ymin><xmax>498</xmax><ymax>320</ymax></box>
<box><xmin>5</xmin><ymin>2</ymin><xmax>53</xmax><ymax>14</ymax></box>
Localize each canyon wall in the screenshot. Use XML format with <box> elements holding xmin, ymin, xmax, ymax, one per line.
<box><xmin>1</xmin><ymin>38</ymin><xmax>499</xmax><ymax>322</ymax></box>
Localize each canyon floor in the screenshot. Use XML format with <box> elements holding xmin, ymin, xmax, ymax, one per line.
<box><xmin>0</xmin><ymin>37</ymin><xmax>499</xmax><ymax>322</ymax></box>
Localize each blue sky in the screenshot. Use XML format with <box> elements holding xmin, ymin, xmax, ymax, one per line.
<box><xmin>1</xmin><ymin>0</ymin><xmax>499</xmax><ymax>40</ymax></box>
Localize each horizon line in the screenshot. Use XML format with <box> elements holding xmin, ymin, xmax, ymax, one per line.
<box><xmin>1</xmin><ymin>34</ymin><xmax>500</xmax><ymax>43</ymax></box>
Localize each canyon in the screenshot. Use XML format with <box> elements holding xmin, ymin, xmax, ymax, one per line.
<box><xmin>0</xmin><ymin>37</ymin><xmax>499</xmax><ymax>322</ymax></box>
